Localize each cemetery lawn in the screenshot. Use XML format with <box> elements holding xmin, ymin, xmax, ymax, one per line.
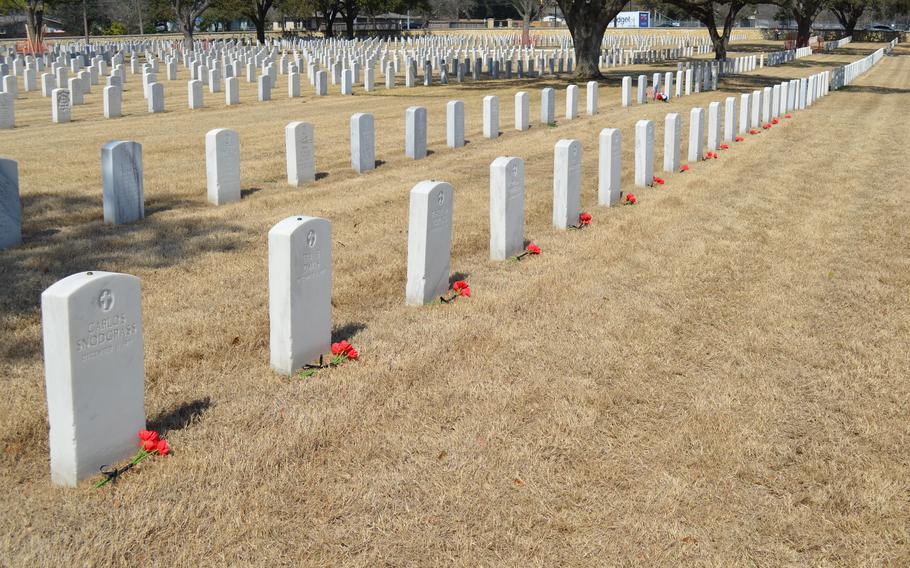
<box><xmin>1</xmin><ymin>43</ymin><xmax>909</xmax><ymax>564</ymax></box>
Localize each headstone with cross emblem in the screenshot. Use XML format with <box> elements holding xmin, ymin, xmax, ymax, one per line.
<box><xmin>102</xmin><ymin>140</ymin><xmax>144</xmax><ymax>224</ymax></box>
<box><xmin>268</xmin><ymin>216</ymin><xmax>332</xmax><ymax>375</ymax></box>
<box><xmin>41</xmin><ymin>271</ymin><xmax>145</xmax><ymax>486</ymax></box>
<box><xmin>489</xmin><ymin>156</ymin><xmax>524</xmax><ymax>261</ymax></box>
<box><xmin>406</xmin><ymin>180</ymin><xmax>454</xmax><ymax>306</ymax></box>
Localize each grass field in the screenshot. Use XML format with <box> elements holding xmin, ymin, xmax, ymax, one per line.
<box><xmin>1</xmin><ymin>42</ymin><xmax>908</xmax><ymax>565</ymax></box>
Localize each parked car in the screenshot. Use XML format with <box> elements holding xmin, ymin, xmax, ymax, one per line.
<box><xmin>658</xmin><ymin>21</ymin><xmax>680</xmax><ymax>27</ymax></box>
<box><xmin>867</xmin><ymin>24</ymin><xmax>897</xmax><ymax>31</ymax></box>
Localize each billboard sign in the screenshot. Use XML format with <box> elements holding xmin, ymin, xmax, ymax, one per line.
<box><xmin>609</xmin><ymin>11</ymin><xmax>650</xmax><ymax>28</ymax></box>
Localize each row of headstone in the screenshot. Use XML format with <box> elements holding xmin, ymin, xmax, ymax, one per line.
<box><xmin>35</xmin><ymin>58</ymin><xmax>843</xmax><ymax>486</ymax></box>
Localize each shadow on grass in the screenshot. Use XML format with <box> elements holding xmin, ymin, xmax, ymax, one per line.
<box><xmin>332</xmin><ymin>322</ymin><xmax>367</xmax><ymax>343</ymax></box>
<box><xmin>0</xmin><ymin>191</ymin><xmax>248</xmax><ymax>362</ymax></box>
<box><xmin>148</xmin><ymin>397</ymin><xmax>213</xmax><ymax>436</ymax></box>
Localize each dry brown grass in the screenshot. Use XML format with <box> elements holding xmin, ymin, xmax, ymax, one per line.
<box><xmin>1</xmin><ymin>43</ymin><xmax>908</xmax><ymax>566</ymax></box>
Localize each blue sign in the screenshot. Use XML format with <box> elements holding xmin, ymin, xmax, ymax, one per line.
<box><xmin>639</xmin><ymin>12</ymin><xmax>650</xmax><ymax>28</ymax></box>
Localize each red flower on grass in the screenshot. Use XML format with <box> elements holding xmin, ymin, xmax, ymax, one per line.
<box><xmin>527</xmin><ymin>243</ymin><xmax>541</xmax><ymax>255</ymax></box>
<box><xmin>453</xmin><ymin>280</ymin><xmax>471</xmax><ymax>297</ymax></box>
<box><xmin>762</xmin><ymin>123</ymin><xmax>772</xmax><ymax>130</ymax></box>
<box><xmin>785</xmin><ymin>113</ymin><xmax>792</xmax><ymax>119</ymax></box>
<box><xmin>720</xmin><ymin>144</ymin><xmax>729</xmax><ymax>150</ymax></box>
<box><xmin>735</xmin><ymin>136</ymin><xmax>745</xmax><ymax>142</ymax></box>
<box><xmin>625</xmin><ymin>193</ymin><xmax>637</xmax><ymax>205</ymax></box>
<box><xmin>771</xmin><ymin>118</ymin><xmax>779</xmax><ymax>124</ymax></box>
<box><xmin>749</xmin><ymin>129</ymin><xmax>759</xmax><ymax>135</ymax></box>
<box><xmin>579</xmin><ymin>212</ymin><xmax>592</xmax><ymax>226</ymax></box>
<box><xmin>653</xmin><ymin>176</ymin><xmax>665</xmax><ymax>185</ymax></box>
<box><xmin>680</xmin><ymin>164</ymin><xmax>689</xmax><ymax>172</ymax></box>
<box><xmin>95</xmin><ymin>429</ymin><xmax>171</xmax><ymax>488</ymax></box>
<box><xmin>331</xmin><ymin>340</ymin><xmax>359</xmax><ymax>360</ymax></box>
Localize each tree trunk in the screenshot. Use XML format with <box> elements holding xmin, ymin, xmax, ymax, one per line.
<box><xmin>323</xmin><ymin>13</ymin><xmax>336</xmax><ymax>37</ymax></box>
<box><xmin>180</xmin><ymin>16</ymin><xmax>194</xmax><ymax>50</ymax></box>
<box><xmin>255</xmin><ymin>20</ymin><xmax>266</xmax><ymax>43</ymax></box>
<box><xmin>709</xmin><ymin>27</ymin><xmax>727</xmax><ymax>60</ymax></box>
<box><xmin>521</xmin><ymin>13</ymin><xmax>531</xmax><ymax>46</ymax></box>
<box><xmin>345</xmin><ymin>14</ymin><xmax>355</xmax><ymax>38</ymax></box>
<box><xmin>795</xmin><ymin>13</ymin><xmax>812</xmax><ymax>47</ymax></box>
<box><xmin>569</xmin><ymin>18</ymin><xmax>608</xmax><ymax>79</ymax></box>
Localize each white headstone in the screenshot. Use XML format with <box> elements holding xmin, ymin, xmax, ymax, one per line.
<box><xmin>0</xmin><ymin>91</ymin><xmax>13</xmax><ymax>129</ymax></box>
<box><xmin>268</xmin><ymin>216</ymin><xmax>332</xmax><ymax>375</ymax></box>
<box><xmin>689</xmin><ymin>107</ymin><xmax>705</xmax><ymax>162</ymax></box>
<box><xmin>446</xmin><ymin>100</ymin><xmax>464</xmax><ymax>148</ymax></box>
<box><xmin>489</xmin><ymin>156</ymin><xmax>524</xmax><ymax>260</ymax></box>
<box><xmin>350</xmin><ymin>113</ymin><xmax>375</xmax><ymax>173</ymax></box>
<box><xmin>739</xmin><ymin>93</ymin><xmax>750</xmax><ymax>134</ymax></box>
<box><xmin>147</xmin><ymin>82</ymin><xmax>164</xmax><ymax>113</ymax></box>
<box><xmin>258</xmin><ymin>75</ymin><xmax>271</xmax><ymax>101</ymax></box>
<box><xmin>515</xmin><ymin>91</ymin><xmax>529</xmax><ymax>131</ymax></box>
<box><xmin>598</xmin><ymin>128</ymin><xmax>621</xmax><ymax>206</ymax></box>
<box><xmin>483</xmin><ymin>95</ymin><xmax>499</xmax><ymax>139</ymax></box>
<box><xmin>103</xmin><ymin>85</ymin><xmax>121</xmax><ymax>119</ymax></box>
<box><xmin>664</xmin><ymin>113</ymin><xmax>681</xmax><ymax>172</ymax></box>
<box><xmin>0</xmin><ymin>158</ymin><xmax>21</xmax><ymax>250</ymax></box>
<box><xmin>206</xmin><ymin>128</ymin><xmax>241</xmax><ymax>206</ymax></box>
<box><xmin>751</xmin><ymin>90</ymin><xmax>762</xmax><ymax>128</ymax></box>
<box><xmin>621</xmin><ymin>75</ymin><xmax>632</xmax><ymax>106</ymax></box>
<box><xmin>406</xmin><ymin>106</ymin><xmax>428</xmax><ymax>159</ymax></box>
<box><xmin>286</xmin><ymin>121</ymin><xmax>316</xmax><ymax>186</ymax></box>
<box><xmin>406</xmin><ymin>180</ymin><xmax>454</xmax><ymax>306</ymax></box>
<box><xmin>225</xmin><ymin>77</ymin><xmax>239</xmax><ymax>105</ymax></box>
<box><xmin>565</xmin><ymin>85</ymin><xmax>578</xmax><ymax>119</ymax></box>
<box><xmin>707</xmin><ymin>101</ymin><xmax>721</xmax><ymax>151</ymax></box>
<box><xmin>724</xmin><ymin>96</ymin><xmax>737</xmax><ymax>142</ymax></box>
<box><xmin>540</xmin><ymin>87</ymin><xmax>555</xmax><ymax>125</ymax></box>
<box><xmin>188</xmin><ymin>79</ymin><xmax>203</xmax><ymax>109</ymax></box>
<box><xmin>634</xmin><ymin>119</ymin><xmax>654</xmax><ymax>187</ymax></box>
<box><xmin>101</xmin><ymin>141</ymin><xmax>144</xmax><ymax>225</ymax></box>
<box><xmin>586</xmin><ymin>81</ymin><xmax>598</xmax><ymax>115</ymax></box>
<box><xmin>552</xmin><ymin>139</ymin><xmax>581</xmax><ymax>229</ymax></box>
<box><xmin>41</xmin><ymin>271</ymin><xmax>145</xmax><ymax>486</ymax></box>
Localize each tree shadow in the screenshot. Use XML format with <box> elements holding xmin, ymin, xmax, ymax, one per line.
<box><xmin>315</xmin><ymin>172</ymin><xmax>329</xmax><ymax>181</ymax></box>
<box><xmin>0</xmin><ymin>193</ymin><xmax>248</xmax><ymax>363</ymax></box>
<box><xmin>147</xmin><ymin>397</ymin><xmax>212</xmax><ymax>436</ymax></box>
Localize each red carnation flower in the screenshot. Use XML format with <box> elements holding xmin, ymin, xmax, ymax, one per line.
<box><xmin>139</xmin><ymin>430</ymin><xmax>159</xmax><ymax>443</ymax></box>
<box><xmin>680</xmin><ymin>164</ymin><xmax>689</xmax><ymax>172</ymax></box>
<box><xmin>453</xmin><ymin>280</ymin><xmax>471</xmax><ymax>297</ymax></box>
<box><xmin>785</xmin><ymin>113</ymin><xmax>792</xmax><ymax>119</ymax></box>
<box><xmin>527</xmin><ymin>243</ymin><xmax>541</xmax><ymax>255</ymax></box>
<box><xmin>579</xmin><ymin>212</ymin><xmax>592</xmax><ymax>225</ymax></box>
<box><xmin>155</xmin><ymin>439</ymin><xmax>169</xmax><ymax>456</ymax></box>
<box><xmin>625</xmin><ymin>193</ymin><xmax>637</xmax><ymax>205</ymax></box>
<box><xmin>653</xmin><ymin>176</ymin><xmax>665</xmax><ymax>185</ymax></box>
<box><xmin>750</xmin><ymin>129</ymin><xmax>759</xmax><ymax>135</ymax></box>
<box><xmin>772</xmin><ymin>118</ymin><xmax>779</xmax><ymax>124</ymax></box>
<box><xmin>720</xmin><ymin>144</ymin><xmax>729</xmax><ymax>150</ymax></box>
<box><xmin>331</xmin><ymin>340</ymin><xmax>351</xmax><ymax>356</ymax></box>
<box><xmin>735</xmin><ymin>136</ymin><xmax>744</xmax><ymax>142</ymax></box>
<box><xmin>344</xmin><ymin>346</ymin><xmax>359</xmax><ymax>360</ymax></box>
